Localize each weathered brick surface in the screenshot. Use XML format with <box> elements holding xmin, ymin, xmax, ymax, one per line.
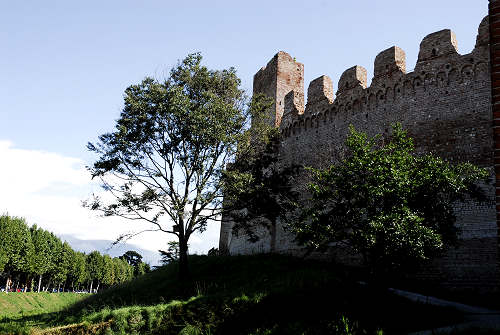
<box><xmin>220</xmin><ymin>15</ymin><xmax>499</xmax><ymax>290</ymax></box>
<box><xmin>253</xmin><ymin>51</ymin><xmax>304</xmax><ymax>127</ymax></box>
<box><xmin>490</xmin><ymin>0</ymin><xmax>500</xmax><ymax>232</ymax></box>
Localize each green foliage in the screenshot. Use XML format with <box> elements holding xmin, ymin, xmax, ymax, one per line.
<box><xmin>221</xmin><ymin>94</ymin><xmax>299</xmax><ymax>248</ymax></box>
<box><xmin>69</xmin><ymin>251</ymin><xmax>88</xmax><ymax>288</ymax></box>
<box><xmin>159</xmin><ymin>241</ymin><xmax>181</xmax><ymax>265</ymax></box>
<box><xmin>291</xmin><ymin>124</ymin><xmax>489</xmax><ymax>272</ymax></box>
<box><xmin>30</xmin><ymin>226</ymin><xmax>53</xmax><ymax>279</ymax></box>
<box><xmin>86</xmin><ymin>251</ymin><xmax>105</xmax><ymax>285</ymax></box>
<box><xmin>86</xmin><ymin>53</ymin><xmax>259</xmax><ymax>278</ymax></box>
<box><xmin>120</xmin><ymin>250</ymin><xmax>150</xmax><ymax>277</ymax></box>
<box><xmin>120</xmin><ymin>250</ymin><xmax>142</xmax><ymax>268</ymax></box>
<box><xmin>0</xmin><ymin>214</ymin><xmax>139</xmax><ymax>298</ymax></box>
<box><xmin>0</xmin><ymin>215</ymin><xmax>34</xmax><ymax>275</ymax></box>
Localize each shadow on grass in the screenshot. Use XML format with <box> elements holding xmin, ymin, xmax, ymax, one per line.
<box><xmin>0</xmin><ymin>254</ymin><xmax>466</xmax><ymax>334</ymax></box>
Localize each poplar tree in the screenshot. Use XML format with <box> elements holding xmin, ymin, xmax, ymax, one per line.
<box><xmin>30</xmin><ymin>226</ymin><xmax>53</xmax><ymax>292</ymax></box>
<box><xmin>0</xmin><ymin>216</ymin><xmax>33</xmax><ymax>291</ymax></box>
<box><xmin>86</xmin><ymin>251</ymin><xmax>104</xmax><ymax>292</ymax></box>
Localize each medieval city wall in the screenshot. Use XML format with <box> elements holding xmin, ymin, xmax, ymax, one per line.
<box><xmin>220</xmin><ymin>16</ymin><xmax>498</xmax><ymax>289</ymax></box>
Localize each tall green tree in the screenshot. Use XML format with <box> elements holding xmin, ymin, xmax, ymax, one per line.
<box><xmin>159</xmin><ymin>241</ymin><xmax>181</xmax><ymax>265</ymax></box>
<box><xmin>222</xmin><ymin>113</ymin><xmax>299</xmax><ymax>252</ymax></box>
<box><xmin>51</xmin><ymin>241</ymin><xmax>72</xmax><ymax>291</ymax></box>
<box><xmin>86</xmin><ymin>251</ymin><xmax>104</xmax><ymax>292</ymax></box>
<box><xmin>31</xmin><ymin>226</ymin><xmax>53</xmax><ymax>292</ymax></box>
<box><xmin>119</xmin><ymin>251</ymin><xmax>151</xmax><ymax>277</ymax></box>
<box><xmin>86</xmin><ymin>53</ymin><xmax>260</xmax><ymax>279</ymax></box>
<box><xmin>0</xmin><ymin>216</ymin><xmax>33</xmax><ymax>290</ymax></box>
<box><xmin>68</xmin><ymin>251</ymin><xmax>87</xmax><ymax>291</ymax></box>
<box><xmin>112</xmin><ymin>257</ymin><xmax>132</xmax><ymax>284</ymax></box>
<box><xmin>291</xmin><ymin>124</ymin><xmax>489</xmax><ymax>274</ymax></box>
<box><xmin>102</xmin><ymin>255</ymin><xmax>114</xmax><ymax>287</ymax></box>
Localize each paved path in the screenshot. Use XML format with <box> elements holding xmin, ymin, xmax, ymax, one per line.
<box><xmin>388</xmin><ymin>287</ymin><xmax>500</xmax><ymax>334</ymax></box>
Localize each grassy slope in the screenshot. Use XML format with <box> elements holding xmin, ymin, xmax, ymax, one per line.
<box><xmin>1</xmin><ymin>254</ymin><xmax>465</xmax><ymax>335</ymax></box>
<box><xmin>0</xmin><ymin>292</ymin><xmax>85</xmax><ymax>318</ymax></box>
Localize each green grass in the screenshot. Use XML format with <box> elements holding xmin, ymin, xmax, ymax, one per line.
<box><xmin>0</xmin><ymin>292</ymin><xmax>85</xmax><ymax>335</ymax></box>
<box><xmin>0</xmin><ymin>254</ymin><xmax>465</xmax><ymax>334</ymax></box>
<box><xmin>0</xmin><ymin>292</ymin><xmax>85</xmax><ymax>318</ymax></box>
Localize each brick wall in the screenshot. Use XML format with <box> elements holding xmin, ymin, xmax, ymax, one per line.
<box><xmin>490</xmin><ymin>0</ymin><xmax>500</xmax><ymax>237</ymax></box>
<box><xmin>220</xmin><ymin>14</ymin><xmax>499</xmax><ymax>290</ymax></box>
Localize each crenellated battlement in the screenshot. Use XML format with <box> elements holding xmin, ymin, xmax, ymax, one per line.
<box><xmin>277</xmin><ymin>16</ymin><xmax>490</xmax><ymax>141</ymax></box>
<box><xmin>373</xmin><ymin>46</ymin><xmax>406</xmax><ymax>83</ymax></box>
<box><xmin>417</xmin><ymin>29</ymin><xmax>458</xmax><ymax>63</ymax></box>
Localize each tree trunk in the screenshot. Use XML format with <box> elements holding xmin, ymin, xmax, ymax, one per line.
<box><xmin>96</xmin><ymin>281</ymin><xmax>100</xmax><ymax>292</ymax></box>
<box><xmin>37</xmin><ymin>274</ymin><xmax>42</xmax><ymax>293</ymax></box>
<box><xmin>89</xmin><ymin>280</ymin><xmax>93</xmax><ymax>293</ymax></box>
<box><xmin>178</xmin><ymin>237</ymin><xmax>190</xmax><ymax>280</ymax></box>
<box><xmin>270</xmin><ymin>220</ymin><xmax>277</xmax><ymax>253</ymax></box>
<box><xmin>5</xmin><ymin>275</ymin><xmax>10</xmax><ymax>293</ymax></box>
<box><xmin>57</xmin><ymin>283</ymin><xmax>61</xmax><ymax>293</ymax></box>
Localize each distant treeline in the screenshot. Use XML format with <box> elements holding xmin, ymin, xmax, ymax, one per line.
<box><xmin>0</xmin><ymin>215</ymin><xmax>150</xmax><ymax>293</ymax></box>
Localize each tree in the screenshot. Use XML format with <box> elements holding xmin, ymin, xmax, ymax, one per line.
<box><xmin>159</xmin><ymin>241</ymin><xmax>181</xmax><ymax>265</ymax></box>
<box><xmin>0</xmin><ymin>216</ymin><xmax>34</xmax><ymax>291</ymax></box>
<box><xmin>30</xmin><ymin>226</ymin><xmax>53</xmax><ymax>292</ymax></box>
<box><xmin>222</xmin><ymin>115</ymin><xmax>299</xmax><ymax>252</ymax></box>
<box><xmin>120</xmin><ymin>250</ymin><xmax>143</xmax><ymax>268</ymax></box>
<box><xmin>51</xmin><ymin>241</ymin><xmax>72</xmax><ymax>292</ymax></box>
<box><xmin>68</xmin><ymin>251</ymin><xmax>87</xmax><ymax>291</ymax></box>
<box><xmin>86</xmin><ymin>251</ymin><xmax>104</xmax><ymax>292</ymax></box>
<box><xmin>45</xmin><ymin>233</ymin><xmax>65</xmax><ymax>291</ymax></box>
<box><xmin>120</xmin><ymin>251</ymin><xmax>150</xmax><ymax>277</ymax></box>
<box><xmin>102</xmin><ymin>255</ymin><xmax>114</xmax><ymax>287</ymax></box>
<box><xmin>135</xmin><ymin>262</ymin><xmax>150</xmax><ymax>276</ymax></box>
<box><xmin>291</xmin><ymin>124</ymin><xmax>489</xmax><ymax>274</ymax></box>
<box><xmin>86</xmin><ymin>53</ymin><xmax>257</xmax><ymax>279</ymax></box>
<box><xmin>111</xmin><ymin>257</ymin><xmax>134</xmax><ymax>284</ymax></box>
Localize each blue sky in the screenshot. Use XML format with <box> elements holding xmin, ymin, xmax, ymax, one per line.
<box><xmin>0</xmin><ymin>1</ymin><xmax>488</xmax><ymax>260</ymax></box>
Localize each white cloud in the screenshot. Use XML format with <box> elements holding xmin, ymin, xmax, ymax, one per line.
<box><xmin>0</xmin><ymin>140</ymin><xmax>219</xmax><ymax>255</ymax></box>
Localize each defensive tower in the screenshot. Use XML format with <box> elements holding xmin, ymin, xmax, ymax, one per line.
<box><xmin>253</xmin><ymin>51</ymin><xmax>304</xmax><ymax>127</ymax></box>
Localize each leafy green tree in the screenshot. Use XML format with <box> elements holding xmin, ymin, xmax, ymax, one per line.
<box><xmin>69</xmin><ymin>251</ymin><xmax>87</xmax><ymax>291</ymax></box>
<box><xmin>222</xmin><ymin>114</ymin><xmax>299</xmax><ymax>252</ymax></box>
<box><xmin>86</xmin><ymin>53</ymin><xmax>256</xmax><ymax>279</ymax></box>
<box><xmin>45</xmin><ymin>233</ymin><xmax>64</xmax><ymax>291</ymax></box>
<box><xmin>120</xmin><ymin>250</ymin><xmax>143</xmax><ymax>268</ymax></box>
<box><xmin>112</xmin><ymin>257</ymin><xmax>133</xmax><ymax>284</ymax></box>
<box><xmin>135</xmin><ymin>262</ymin><xmax>149</xmax><ymax>276</ymax></box>
<box><xmin>102</xmin><ymin>255</ymin><xmax>114</xmax><ymax>287</ymax></box>
<box><xmin>159</xmin><ymin>241</ymin><xmax>181</xmax><ymax>265</ymax></box>
<box><xmin>0</xmin><ymin>216</ymin><xmax>34</xmax><ymax>291</ymax></box>
<box><xmin>86</xmin><ymin>251</ymin><xmax>104</xmax><ymax>292</ymax></box>
<box><xmin>291</xmin><ymin>124</ymin><xmax>489</xmax><ymax>274</ymax></box>
<box><xmin>30</xmin><ymin>226</ymin><xmax>54</xmax><ymax>292</ymax></box>
<box><xmin>0</xmin><ymin>217</ymin><xmax>9</xmax><ymax>273</ymax></box>
<box><xmin>51</xmin><ymin>241</ymin><xmax>72</xmax><ymax>291</ymax></box>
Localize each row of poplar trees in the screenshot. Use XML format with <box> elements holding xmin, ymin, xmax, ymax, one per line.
<box><xmin>0</xmin><ymin>215</ymin><xmax>138</xmax><ymax>293</ymax></box>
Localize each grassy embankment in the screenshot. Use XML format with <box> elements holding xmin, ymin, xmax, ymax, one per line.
<box><xmin>0</xmin><ymin>254</ymin><xmax>469</xmax><ymax>334</ymax></box>
<box><xmin>0</xmin><ymin>292</ymin><xmax>85</xmax><ymax>318</ymax></box>
<box><xmin>0</xmin><ymin>292</ymin><xmax>85</xmax><ymax>334</ymax></box>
